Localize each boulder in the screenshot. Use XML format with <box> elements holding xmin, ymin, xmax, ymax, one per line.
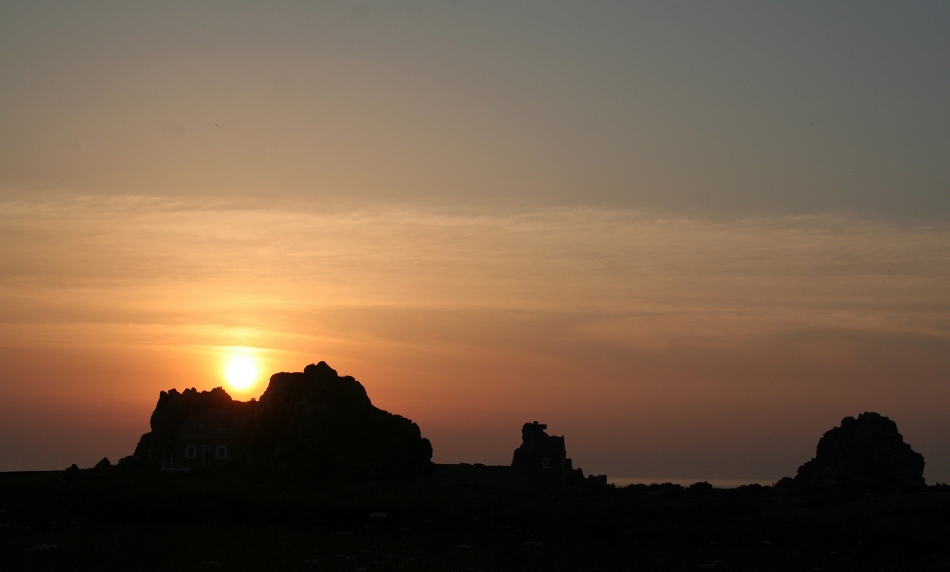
<box><xmin>791</xmin><ymin>412</ymin><xmax>925</xmax><ymax>493</ymax></box>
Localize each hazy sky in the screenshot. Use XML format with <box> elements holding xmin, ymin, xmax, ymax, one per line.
<box><xmin>1</xmin><ymin>1</ymin><xmax>948</xmax><ymax>482</ymax></box>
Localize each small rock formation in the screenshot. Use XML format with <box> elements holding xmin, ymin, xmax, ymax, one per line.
<box><xmin>132</xmin><ymin>362</ymin><xmax>432</xmax><ymax>479</ymax></box>
<box><xmin>512</xmin><ymin>422</ymin><xmax>569</xmax><ymax>471</ymax></box>
<box><xmin>511</xmin><ymin>421</ymin><xmax>588</xmax><ymax>483</ymax></box>
<box><xmin>788</xmin><ymin>412</ymin><xmax>925</xmax><ymax>493</ymax></box>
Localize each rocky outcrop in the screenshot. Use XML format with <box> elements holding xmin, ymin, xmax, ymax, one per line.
<box><xmin>511</xmin><ymin>421</ymin><xmax>589</xmax><ymax>484</ymax></box>
<box><xmin>248</xmin><ymin>361</ymin><xmax>432</xmax><ymax>477</ymax></box>
<box><xmin>788</xmin><ymin>412</ymin><xmax>925</xmax><ymax>493</ymax></box>
<box><xmin>132</xmin><ymin>362</ymin><xmax>432</xmax><ymax>479</ymax></box>
<box><xmin>512</xmin><ymin>422</ymin><xmax>569</xmax><ymax>471</ymax></box>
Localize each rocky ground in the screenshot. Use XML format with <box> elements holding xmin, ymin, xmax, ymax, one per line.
<box><xmin>1</xmin><ymin>464</ymin><xmax>949</xmax><ymax>571</ymax></box>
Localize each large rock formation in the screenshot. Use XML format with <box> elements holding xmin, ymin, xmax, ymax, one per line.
<box><xmin>249</xmin><ymin>361</ymin><xmax>432</xmax><ymax>477</ymax></box>
<box><xmin>132</xmin><ymin>362</ymin><xmax>432</xmax><ymax>478</ymax></box>
<box><xmin>789</xmin><ymin>412</ymin><xmax>925</xmax><ymax>493</ymax></box>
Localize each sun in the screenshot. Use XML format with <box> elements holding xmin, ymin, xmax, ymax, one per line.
<box><xmin>224</xmin><ymin>355</ymin><xmax>259</xmax><ymax>391</ymax></box>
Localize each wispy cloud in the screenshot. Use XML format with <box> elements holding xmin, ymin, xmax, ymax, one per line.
<box><xmin>1</xmin><ymin>194</ymin><xmax>949</xmax><ymax>478</ymax></box>
<box><xmin>1</xmin><ymin>195</ymin><xmax>947</xmax><ymax>339</ymax></box>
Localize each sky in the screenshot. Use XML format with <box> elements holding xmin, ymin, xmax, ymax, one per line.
<box><xmin>1</xmin><ymin>1</ymin><xmax>948</xmax><ymax>483</ymax></box>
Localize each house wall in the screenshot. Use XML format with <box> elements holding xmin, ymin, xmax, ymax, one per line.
<box><xmin>521</xmin><ymin>453</ymin><xmax>567</xmax><ymax>472</ymax></box>
<box><xmin>174</xmin><ymin>439</ymin><xmax>243</xmax><ymax>469</ymax></box>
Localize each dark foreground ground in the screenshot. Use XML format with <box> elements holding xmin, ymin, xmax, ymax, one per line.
<box><xmin>1</xmin><ymin>465</ymin><xmax>949</xmax><ymax>571</ymax></box>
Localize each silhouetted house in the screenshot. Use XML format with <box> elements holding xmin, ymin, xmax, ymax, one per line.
<box><xmin>173</xmin><ymin>408</ymin><xmax>253</xmax><ymax>469</ymax></box>
<box><xmin>512</xmin><ymin>421</ymin><xmax>570</xmax><ymax>474</ymax></box>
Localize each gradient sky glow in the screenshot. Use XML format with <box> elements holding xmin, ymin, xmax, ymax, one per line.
<box><xmin>1</xmin><ymin>1</ymin><xmax>948</xmax><ymax>482</ymax></box>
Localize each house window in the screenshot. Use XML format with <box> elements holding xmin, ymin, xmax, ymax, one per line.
<box><xmin>184</xmin><ymin>445</ymin><xmax>196</xmax><ymax>460</ymax></box>
<box><xmin>541</xmin><ymin>457</ymin><xmax>550</xmax><ymax>469</ymax></box>
<box><xmin>216</xmin><ymin>445</ymin><xmax>228</xmax><ymax>460</ymax></box>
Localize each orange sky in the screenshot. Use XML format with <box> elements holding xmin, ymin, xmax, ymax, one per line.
<box><xmin>1</xmin><ymin>196</ymin><xmax>947</xmax><ymax>481</ymax></box>
<box><xmin>2</xmin><ymin>3</ymin><xmax>949</xmax><ymax>482</ymax></box>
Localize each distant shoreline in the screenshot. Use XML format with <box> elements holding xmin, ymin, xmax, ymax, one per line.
<box><xmin>609</xmin><ymin>476</ymin><xmax>776</xmax><ymax>488</ymax></box>
<box><xmin>0</xmin><ymin>470</ymin><xmax>775</xmax><ymax>489</ymax></box>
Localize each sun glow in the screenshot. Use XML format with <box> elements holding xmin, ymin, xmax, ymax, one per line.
<box><xmin>223</xmin><ymin>354</ymin><xmax>260</xmax><ymax>391</ymax></box>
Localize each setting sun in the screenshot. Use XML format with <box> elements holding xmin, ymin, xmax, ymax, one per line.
<box><xmin>224</xmin><ymin>355</ymin><xmax>260</xmax><ymax>391</ymax></box>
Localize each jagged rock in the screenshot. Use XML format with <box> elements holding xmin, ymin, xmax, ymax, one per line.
<box><xmin>249</xmin><ymin>361</ymin><xmax>432</xmax><ymax>477</ymax></box>
<box><xmin>511</xmin><ymin>421</ymin><xmax>585</xmax><ymax>483</ymax></box>
<box><xmin>790</xmin><ymin>412</ymin><xmax>925</xmax><ymax>493</ymax></box>
<box><xmin>132</xmin><ymin>361</ymin><xmax>432</xmax><ymax>479</ymax></box>
<box><xmin>512</xmin><ymin>422</ymin><xmax>568</xmax><ymax>471</ymax></box>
